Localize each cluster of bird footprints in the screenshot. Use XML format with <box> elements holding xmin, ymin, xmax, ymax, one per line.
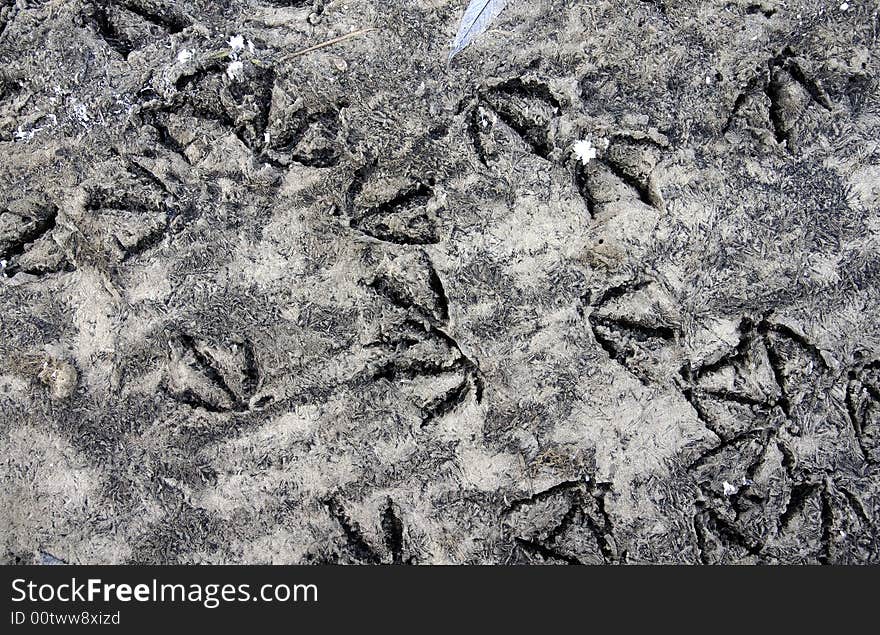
<box><xmin>505</xmin><ymin>480</ymin><xmax>620</xmax><ymax>565</ymax></box>
<box><xmin>1</xmin><ymin>165</ymin><xmax>173</xmax><ymax>278</ymax></box>
<box><xmin>725</xmin><ymin>47</ymin><xmax>835</xmax><ymax>152</ymax></box>
<box><xmin>468</xmin><ymin>77</ymin><xmax>667</xmax><ymax>223</ymax></box>
<box><xmin>4</xmin><ymin>5</ymin><xmax>876</xmax><ymax>564</ymax></box>
<box><xmin>166</xmin><ymin>334</ymin><xmax>262</xmax><ymax>413</ymax></box>
<box><xmin>346</xmin><ymin>167</ymin><xmax>441</xmax><ymax>245</ymax></box>
<box><xmin>585</xmin><ymin>279</ymin><xmax>877</xmax><ymax>563</ymax></box>
<box><xmin>364</xmin><ymin>250</ymin><xmax>483</xmax><ymax>427</ymax></box>
<box><xmin>0</xmin><ymin>200</ymin><xmax>66</xmax><ymax>277</ymax></box>
<box><xmin>319</xmin><ymin>497</ymin><xmax>409</xmax><ymax>564</ymax></box>
<box><xmin>84</xmin><ymin>0</ymin><xmax>190</xmax><ymax>59</ymax></box>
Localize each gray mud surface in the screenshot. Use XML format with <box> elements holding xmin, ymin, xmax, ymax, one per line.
<box><xmin>2</xmin><ymin>0</ymin><xmax>880</xmax><ymax>564</ymax></box>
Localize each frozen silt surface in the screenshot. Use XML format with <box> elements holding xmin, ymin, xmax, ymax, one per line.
<box><xmin>1</xmin><ymin>0</ymin><xmax>879</xmax><ymax>564</ymax></box>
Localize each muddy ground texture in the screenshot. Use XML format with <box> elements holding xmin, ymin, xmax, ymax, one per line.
<box><xmin>1</xmin><ymin>0</ymin><xmax>880</xmax><ymax>564</ymax></box>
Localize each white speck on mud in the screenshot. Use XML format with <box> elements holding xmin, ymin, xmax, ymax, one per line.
<box><xmin>722</xmin><ymin>481</ymin><xmax>738</xmax><ymax>496</ymax></box>
<box><xmin>14</xmin><ymin>113</ymin><xmax>58</xmax><ymax>142</ymax></box>
<box><xmin>72</xmin><ymin>103</ymin><xmax>90</xmax><ymax>123</ymax></box>
<box><xmin>226</xmin><ymin>60</ymin><xmax>244</xmax><ymax>80</ymax></box>
<box><xmin>229</xmin><ymin>35</ymin><xmax>245</xmax><ymax>52</ymax></box>
<box><xmin>177</xmin><ymin>49</ymin><xmax>193</xmax><ymax>64</ymax></box>
<box><xmin>225</xmin><ymin>35</ymin><xmax>248</xmax><ymax>81</ymax></box>
<box><xmin>573</xmin><ymin>139</ymin><xmax>597</xmax><ymax>163</ymax></box>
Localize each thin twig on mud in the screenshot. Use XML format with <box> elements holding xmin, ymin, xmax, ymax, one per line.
<box><xmin>281</xmin><ymin>28</ymin><xmax>375</xmax><ymax>61</ymax></box>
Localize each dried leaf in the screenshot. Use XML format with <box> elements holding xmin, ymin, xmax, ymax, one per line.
<box><xmin>449</xmin><ymin>0</ymin><xmax>511</xmax><ymax>61</ymax></box>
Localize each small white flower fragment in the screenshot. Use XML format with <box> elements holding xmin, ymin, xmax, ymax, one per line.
<box><xmin>229</xmin><ymin>35</ymin><xmax>245</xmax><ymax>53</ymax></box>
<box><xmin>840</xmin><ymin>3</ymin><xmax>849</xmax><ymax>11</ymax></box>
<box><xmin>72</xmin><ymin>104</ymin><xmax>90</xmax><ymax>123</ymax></box>
<box><xmin>573</xmin><ymin>139</ymin><xmax>597</xmax><ymax>164</ymax></box>
<box><xmin>226</xmin><ymin>60</ymin><xmax>244</xmax><ymax>80</ymax></box>
<box><xmin>722</xmin><ymin>481</ymin><xmax>738</xmax><ymax>496</ymax></box>
<box><xmin>177</xmin><ymin>49</ymin><xmax>193</xmax><ymax>64</ymax></box>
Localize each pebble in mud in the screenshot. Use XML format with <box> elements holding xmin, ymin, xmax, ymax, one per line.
<box><xmin>38</xmin><ymin>357</ymin><xmax>78</xmax><ymax>400</ymax></box>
